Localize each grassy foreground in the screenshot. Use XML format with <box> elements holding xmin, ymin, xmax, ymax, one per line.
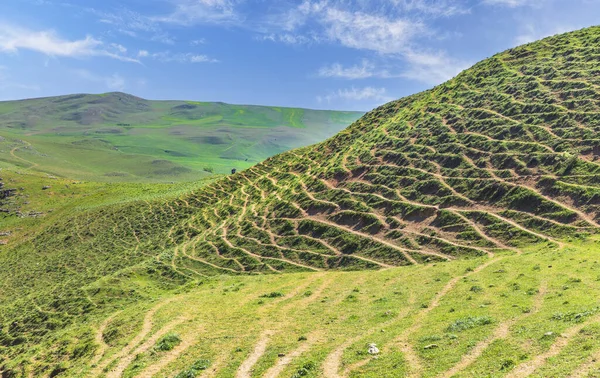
<box><xmin>10</xmin><ymin>238</ymin><xmax>600</xmax><ymax>378</ymax></box>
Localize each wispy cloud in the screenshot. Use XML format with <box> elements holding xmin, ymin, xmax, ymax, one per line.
<box><xmin>320</xmin><ymin>8</ymin><xmax>425</xmax><ymax>54</ymax></box>
<box><xmin>262</xmin><ymin>1</ymin><xmax>470</xmax><ymax>88</ymax></box>
<box><xmin>401</xmin><ymin>49</ymin><xmax>470</xmax><ymax>84</ymax></box>
<box><xmin>153</xmin><ymin>0</ymin><xmax>241</xmax><ymax>26</ymax></box>
<box><xmin>514</xmin><ymin>23</ymin><xmax>575</xmax><ymax>45</ymax></box>
<box><xmin>0</xmin><ymin>23</ymin><xmax>138</xmax><ymax>62</ymax></box>
<box><xmin>318</xmin><ymin>60</ymin><xmax>382</xmax><ymax>79</ymax></box>
<box><xmin>389</xmin><ymin>0</ymin><xmax>471</xmax><ymax>17</ymax></box>
<box><xmin>148</xmin><ymin>51</ymin><xmax>218</xmax><ymax>63</ymax></box>
<box><xmin>267</xmin><ymin>2</ymin><xmax>427</xmax><ymax>55</ymax></box>
<box><xmin>317</xmin><ymin>86</ymin><xmax>392</xmax><ymax>103</ymax></box>
<box><xmin>74</xmin><ymin>69</ymin><xmax>126</xmax><ymax>91</ymax></box>
<box><xmin>258</xmin><ymin>33</ymin><xmax>319</xmax><ymax>45</ymax></box>
<box><xmin>481</xmin><ymin>0</ymin><xmax>547</xmax><ymax>7</ymax></box>
<box><xmin>0</xmin><ymin>65</ymin><xmax>40</xmax><ymax>93</ymax></box>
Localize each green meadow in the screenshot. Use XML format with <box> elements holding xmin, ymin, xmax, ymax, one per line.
<box><xmin>0</xmin><ymin>93</ymin><xmax>362</xmax><ymax>182</ymax></box>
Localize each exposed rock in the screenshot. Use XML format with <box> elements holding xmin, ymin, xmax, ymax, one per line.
<box><xmin>368</xmin><ymin>343</ymin><xmax>379</xmax><ymax>355</ymax></box>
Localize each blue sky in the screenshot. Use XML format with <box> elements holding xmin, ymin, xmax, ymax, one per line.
<box><xmin>0</xmin><ymin>0</ymin><xmax>599</xmax><ymax>111</ymax></box>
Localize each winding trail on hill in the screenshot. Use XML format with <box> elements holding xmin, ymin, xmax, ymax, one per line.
<box><xmin>236</xmin><ymin>330</ymin><xmax>276</xmax><ymax>378</ymax></box>
<box><xmin>90</xmin><ymin>311</ymin><xmax>122</xmax><ymax>367</ymax></box>
<box><xmin>106</xmin><ymin>317</ymin><xmax>187</xmax><ymax>378</ymax></box>
<box><xmin>231</xmin><ymin>274</ymin><xmax>334</xmax><ymax>378</ymax></box>
<box><xmin>568</xmin><ymin>347</ymin><xmax>600</xmax><ymax>378</ymax></box>
<box><xmin>91</xmin><ymin>298</ymin><xmax>176</xmax><ymax>376</ymax></box>
<box><xmin>321</xmin><ymin>272</ymin><xmax>421</xmax><ymax>378</ymax></box>
<box><xmin>263</xmin><ymin>331</ymin><xmax>323</xmax><ymax>378</ymax></box>
<box><xmin>134</xmin><ymin>328</ymin><xmax>200</xmax><ymax>378</ymax></box>
<box><xmin>506</xmin><ymin>313</ymin><xmax>600</xmax><ymax>378</ymax></box>
<box><xmin>439</xmin><ymin>282</ymin><xmax>547</xmax><ymax>377</ymax></box>
<box><xmin>10</xmin><ymin>140</ymin><xmax>39</xmax><ymax>171</ymax></box>
<box><xmin>344</xmin><ymin>256</ymin><xmax>504</xmax><ymax>378</ymax></box>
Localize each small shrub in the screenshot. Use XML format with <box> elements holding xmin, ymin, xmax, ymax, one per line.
<box><xmin>500</xmin><ymin>359</ymin><xmax>515</xmax><ymax>370</ymax></box>
<box><xmin>260</xmin><ymin>292</ymin><xmax>284</xmax><ymax>298</ymax></box>
<box><xmin>446</xmin><ymin>316</ymin><xmax>494</xmax><ymax>332</ymax></box>
<box><xmin>292</xmin><ymin>361</ymin><xmax>316</xmax><ymax>378</ymax></box>
<box><xmin>155</xmin><ymin>333</ymin><xmax>182</xmax><ymax>352</ymax></box>
<box><xmin>552</xmin><ymin>308</ymin><xmax>599</xmax><ymax>323</ymax></box>
<box><xmin>175</xmin><ymin>360</ymin><xmax>211</xmax><ymax>378</ymax></box>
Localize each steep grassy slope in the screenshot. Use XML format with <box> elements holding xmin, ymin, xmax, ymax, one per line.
<box><xmin>0</xmin><ymin>94</ymin><xmax>363</xmax><ymax>181</ymax></box>
<box><xmin>2</xmin><ymin>26</ymin><xmax>600</xmax><ymax>377</ymax></box>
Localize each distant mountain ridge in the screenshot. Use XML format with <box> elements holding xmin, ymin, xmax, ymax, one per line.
<box><xmin>0</xmin><ymin>93</ymin><xmax>363</xmax><ymax>181</ymax></box>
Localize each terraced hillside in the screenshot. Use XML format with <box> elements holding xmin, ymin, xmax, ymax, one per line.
<box><xmin>2</xmin><ymin>27</ymin><xmax>600</xmax><ymax>377</ymax></box>
<box><xmin>0</xmin><ymin>94</ymin><xmax>362</xmax><ymax>181</ymax></box>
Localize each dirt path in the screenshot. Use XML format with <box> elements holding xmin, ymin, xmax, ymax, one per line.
<box><xmin>306</xmin><ymin>217</ymin><xmax>416</xmax><ymax>266</ymax></box>
<box><xmin>343</xmin><ymin>256</ymin><xmax>503</xmax><ymax>378</ymax></box>
<box><xmin>90</xmin><ymin>311</ymin><xmax>122</xmax><ymax>367</ymax></box>
<box><xmin>236</xmin><ymin>330</ymin><xmax>276</xmax><ymax>378</ymax></box>
<box><xmin>91</xmin><ymin>298</ymin><xmax>175</xmax><ymax>376</ymax></box>
<box><xmin>134</xmin><ymin>330</ymin><xmax>199</xmax><ymax>378</ymax></box>
<box><xmin>106</xmin><ymin>317</ymin><xmax>187</xmax><ymax>378</ymax></box>
<box><xmin>235</xmin><ymin>275</ymin><xmax>331</xmax><ymax>377</ymax></box>
<box><xmin>263</xmin><ymin>331</ymin><xmax>322</xmax><ymax>378</ymax></box>
<box><xmin>506</xmin><ymin>313</ymin><xmax>600</xmax><ymax>378</ymax></box>
<box><xmin>567</xmin><ymin>347</ymin><xmax>600</xmax><ymax>378</ymax></box>
<box><xmin>10</xmin><ymin>140</ymin><xmax>39</xmax><ymax>171</ymax></box>
<box><xmin>440</xmin><ymin>282</ymin><xmax>547</xmax><ymax>377</ymax></box>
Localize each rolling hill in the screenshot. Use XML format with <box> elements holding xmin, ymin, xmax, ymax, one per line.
<box><xmin>2</xmin><ymin>26</ymin><xmax>600</xmax><ymax>377</ymax></box>
<box><xmin>0</xmin><ymin>93</ymin><xmax>363</xmax><ymax>181</ymax></box>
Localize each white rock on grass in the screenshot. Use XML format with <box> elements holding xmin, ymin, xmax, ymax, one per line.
<box><xmin>368</xmin><ymin>343</ymin><xmax>379</xmax><ymax>355</ymax></box>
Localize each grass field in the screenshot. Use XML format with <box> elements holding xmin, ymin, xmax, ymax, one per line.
<box><xmin>0</xmin><ymin>94</ymin><xmax>363</xmax><ymax>182</ymax></box>
<box><xmin>8</xmin><ymin>238</ymin><xmax>600</xmax><ymax>378</ymax></box>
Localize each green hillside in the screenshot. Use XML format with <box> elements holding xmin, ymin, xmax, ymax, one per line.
<box><xmin>2</xmin><ymin>26</ymin><xmax>600</xmax><ymax>377</ymax></box>
<box><xmin>0</xmin><ymin>94</ymin><xmax>363</xmax><ymax>182</ymax></box>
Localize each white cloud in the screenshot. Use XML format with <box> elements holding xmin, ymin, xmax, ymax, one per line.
<box><xmin>97</xmin><ymin>8</ymin><xmax>158</xmax><ymax>33</ymax></box>
<box><xmin>0</xmin><ymin>23</ymin><xmax>138</xmax><ymax>62</ymax></box>
<box><xmin>482</xmin><ymin>0</ymin><xmax>547</xmax><ymax>6</ymax></box>
<box><xmin>514</xmin><ymin>23</ymin><xmax>575</xmax><ymax>45</ymax></box>
<box><xmin>190</xmin><ymin>38</ymin><xmax>207</xmax><ymax>45</ymax></box>
<box><xmin>264</xmin><ymin>1</ymin><xmax>468</xmax><ymax>87</ymax></box>
<box><xmin>189</xmin><ymin>54</ymin><xmax>216</xmax><ymax>63</ymax></box>
<box><xmin>150</xmin><ymin>51</ymin><xmax>219</xmax><ymax>63</ymax></box>
<box><xmin>321</xmin><ymin>8</ymin><xmax>425</xmax><ymax>54</ymax></box>
<box><xmin>74</xmin><ymin>69</ymin><xmax>126</xmax><ymax>91</ymax></box>
<box><xmin>319</xmin><ymin>51</ymin><xmax>468</xmax><ymax>85</ymax></box>
<box><xmin>111</xmin><ymin>43</ymin><xmax>127</xmax><ymax>53</ymax></box>
<box><xmin>138</xmin><ymin>49</ymin><xmax>149</xmax><ymax>57</ymax></box>
<box><xmin>318</xmin><ymin>60</ymin><xmax>379</xmax><ymax>79</ymax></box>
<box><xmin>154</xmin><ymin>0</ymin><xmax>240</xmax><ymax>26</ymax></box>
<box><xmin>150</xmin><ymin>32</ymin><xmax>176</xmax><ymax>45</ymax></box>
<box><xmin>401</xmin><ymin>49</ymin><xmax>470</xmax><ymax>84</ymax></box>
<box><xmin>105</xmin><ymin>74</ymin><xmax>126</xmax><ymax>91</ymax></box>
<box><xmin>258</xmin><ymin>33</ymin><xmax>318</xmax><ymax>45</ymax></box>
<box><xmin>388</xmin><ymin>0</ymin><xmax>470</xmax><ymax>17</ymax></box>
<box><xmin>318</xmin><ymin>86</ymin><xmax>392</xmax><ymax>103</ymax></box>
<box><xmin>269</xmin><ymin>3</ymin><xmax>426</xmax><ymax>55</ymax></box>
